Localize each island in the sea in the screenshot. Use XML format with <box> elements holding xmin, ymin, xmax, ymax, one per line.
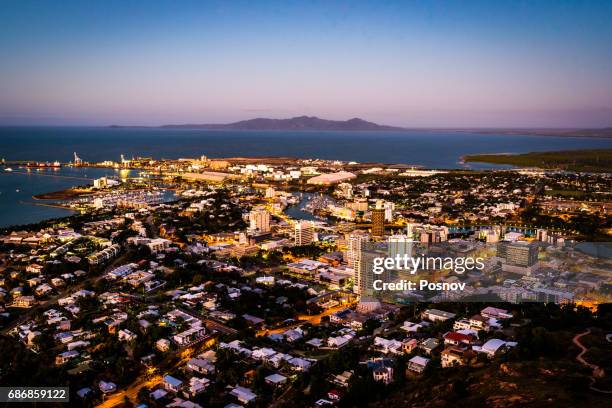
<box><xmin>110</xmin><ymin>115</ymin><xmax>405</xmax><ymax>131</ymax></box>
<box><xmin>110</xmin><ymin>116</ymin><xmax>612</xmax><ymax>138</ymax></box>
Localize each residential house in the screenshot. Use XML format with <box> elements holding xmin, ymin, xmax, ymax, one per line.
<box><xmin>55</xmin><ymin>350</ymin><xmax>79</xmax><ymax>365</ymax></box>
<box><xmin>468</xmin><ymin>315</ymin><xmax>489</xmax><ymax>331</ymax></box>
<box><xmin>441</xmin><ymin>346</ymin><xmax>473</xmax><ymax>368</ymax></box>
<box><xmin>443</xmin><ymin>331</ymin><xmax>474</xmax><ymax>347</ymax></box>
<box><xmin>251</xmin><ymin>347</ymin><xmax>277</xmax><ymax>363</ymax></box>
<box><xmin>284</xmin><ymin>327</ymin><xmax>304</xmax><ymax>342</ymax></box>
<box><xmin>330</xmin><ymin>371</ymin><xmax>353</xmax><ymax>388</ymax></box>
<box><xmin>406</xmin><ymin>356</ymin><xmax>430</xmax><ymax>375</ymax></box>
<box><xmin>156</xmin><ymin>338</ymin><xmax>171</xmax><ymax>352</ymax></box>
<box><xmin>99</xmin><ymin>381</ymin><xmax>117</xmax><ymax>394</ymax></box>
<box><xmin>173</xmin><ymin>326</ymin><xmax>206</xmax><ymax>346</ymax></box>
<box><xmin>372</xmin><ymin>365</ymin><xmax>394</xmax><ymax>384</ymax></box>
<box><xmin>230</xmin><ymin>386</ymin><xmax>257</xmax><ymax>404</ymax></box>
<box><xmin>402</xmin><ymin>338</ymin><xmax>419</xmax><ymax>353</ymax></box>
<box><xmin>474</xmin><ymin>339</ymin><xmax>517</xmax><ymax>358</ymax></box>
<box><xmin>186</xmin><ymin>358</ymin><xmax>215</xmax><ymax>375</ymax></box>
<box><xmin>373</xmin><ymin>337</ymin><xmax>405</xmax><ymax>355</ymax></box>
<box><xmin>400</xmin><ymin>321</ymin><xmax>428</xmax><ymax>333</ymax></box>
<box><xmin>26</xmin><ymin>263</ymin><xmax>44</xmax><ymax>274</ymax></box>
<box><xmin>163</xmin><ymin>375</ymin><xmax>184</xmax><ymax>393</ymax></box>
<box><xmin>118</xmin><ymin>329</ymin><xmax>137</xmax><ymax>342</ymax></box>
<box><xmin>288</xmin><ymin>357</ymin><xmax>312</xmax><ymax>371</ymax></box>
<box><xmin>327</xmin><ymin>334</ymin><xmax>353</xmax><ymax>349</ymax></box>
<box><xmin>12</xmin><ymin>296</ymin><xmax>36</xmax><ymax>308</ymax></box>
<box><xmin>420</xmin><ymin>338</ymin><xmax>440</xmax><ymax>355</ymax></box>
<box><xmin>265</xmin><ymin>373</ymin><xmax>288</xmax><ymax>387</ymax></box>
<box><xmin>150</xmin><ymin>389</ymin><xmax>168</xmax><ymax>401</ymax></box>
<box><xmin>422</xmin><ymin>309</ymin><xmax>456</xmax><ymax>322</ymax></box>
<box><xmin>480</xmin><ymin>306</ymin><xmax>512</xmax><ymax>320</ymax></box>
<box><xmin>184</xmin><ymin>377</ymin><xmax>209</xmax><ymax>398</ymax></box>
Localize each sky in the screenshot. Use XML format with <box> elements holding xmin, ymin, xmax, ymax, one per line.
<box><xmin>1</xmin><ymin>0</ymin><xmax>611</xmax><ymax>128</ymax></box>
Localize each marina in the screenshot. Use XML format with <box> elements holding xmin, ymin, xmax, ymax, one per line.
<box><xmin>0</xmin><ymin>166</ymin><xmax>134</xmax><ymax>228</ymax></box>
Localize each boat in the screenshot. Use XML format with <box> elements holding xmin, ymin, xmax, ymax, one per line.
<box><xmin>4</xmin><ymin>168</ymin><xmax>13</xmax><ymax>172</ymax></box>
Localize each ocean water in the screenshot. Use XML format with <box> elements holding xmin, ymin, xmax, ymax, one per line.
<box><xmin>0</xmin><ymin>167</ymin><xmax>129</xmax><ymax>228</ymax></box>
<box><xmin>0</xmin><ymin>127</ymin><xmax>610</xmax><ymax>228</ymax></box>
<box><xmin>1</xmin><ymin>127</ymin><xmax>610</xmax><ymax>167</ymax></box>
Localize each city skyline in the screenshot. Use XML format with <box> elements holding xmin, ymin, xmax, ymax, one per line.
<box><xmin>0</xmin><ymin>2</ymin><xmax>610</xmax><ymax>405</ymax></box>
<box><xmin>1</xmin><ymin>1</ymin><xmax>612</xmax><ymax>127</ymax></box>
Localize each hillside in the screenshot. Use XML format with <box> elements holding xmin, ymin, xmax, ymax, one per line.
<box><xmin>149</xmin><ymin>116</ymin><xmax>403</xmax><ymax>131</ymax></box>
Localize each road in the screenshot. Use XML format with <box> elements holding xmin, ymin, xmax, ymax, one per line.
<box><xmin>573</xmin><ymin>329</ymin><xmax>598</xmax><ymax>370</ymax></box>
<box><xmin>258</xmin><ymin>303</ymin><xmax>356</xmax><ymax>337</ymax></box>
<box><xmin>97</xmin><ymin>374</ymin><xmax>162</xmax><ymax>408</ymax></box>
<box><xmin>96</xmin><ymin>339</ymin><xmax>214</xmax><ymax>407</ymax></box>
<box><xmin>297</xmin><ymin>303</ymin><xmax>355</xmax><ymax>325</ymax></box>
<box><xmin>572</xmin><ymin>329</ymin><xmax>612</xmax><ymax>394</ymax></box>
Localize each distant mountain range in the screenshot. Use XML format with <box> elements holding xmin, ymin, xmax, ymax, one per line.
<box><xmin>110</xmin><ymin>116</ymin><xmax>404</xmax><ymax>131</ymax></box>
<box><xmin>108</xmin><ymin>117</ymin><xmax>612</xmax><ymax>137</ymax></box>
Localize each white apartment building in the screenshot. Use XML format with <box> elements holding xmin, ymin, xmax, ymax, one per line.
<box><xmin>294</xmin><ymin>221</ymin><xmax>315</xmax><ymax>246</ymax></box>
<box><xmin>249</xmin><ymin>206</ymin><xmax>270</xmax><ymax>233</ymax></box>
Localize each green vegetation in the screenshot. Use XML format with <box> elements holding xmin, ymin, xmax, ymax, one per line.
<box><xmin>544</xmin><ymin>189</ymin><xmax>587</xmax><ymax>198</ymax></box>
<box><xmin>520</xmin><ymin>203</ymin><xmax>612</xmax><ymax>241</ymax></box>
<box><xmin>464</xmin><ymin>149</ymin><xmax>612</xmax><ymax>172</ymax></box>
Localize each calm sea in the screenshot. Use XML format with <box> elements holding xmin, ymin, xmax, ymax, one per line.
<box><xmin>0</xmin><ymin>127</ymin><xmax>610</xmax><ymax>228</ymax></box>
<box><xmin>0</xmin><ymin>167</ymin><xmax>130</xmax><ymax>228</ymax></box>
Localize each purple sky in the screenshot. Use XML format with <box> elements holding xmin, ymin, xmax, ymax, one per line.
<box><xmin>1</xmin><ymin>1</ymin><xmax>611</xmax><ymax>128</ymax></box>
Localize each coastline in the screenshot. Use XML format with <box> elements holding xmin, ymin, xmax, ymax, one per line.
<box><xmin>25</xmin><ymin>200</ymin><xmax>75</xmax><ymax>211</ymax></box>
<box><xmin>463</xmin><ymin>148</ymin><xmax>612</xmax><ymax>173</ymax></box>
<box><xmin>32</xmin><ymin>188</ymin><xmax>91</xmax><ymax>200</ymax></box>
<box><xmin>468</xmin><ymin>128</ymin><xmax>612</xmax><ymax>139</ymax></box>
<box><xmin>103</xmin><ymin>124</ymin><xmax>612</xmax><ymax>139</ymax></box>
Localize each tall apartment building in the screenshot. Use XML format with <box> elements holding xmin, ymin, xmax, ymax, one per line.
<box><xmin>387</xmin><ymin>234</ymin><xmax>414</xmax><ymax>259</ymax></box>
<box><xmin>265</xmin><ymin>187</ymin><xmax>276</xmax><ymax>199</ymax></box>
<box><xmin>371</xmin><ymin>200</ymin><xmax>386</xmax><ymax>238</ymax></box>
<box><xmin>383</xmin><ymin>201</ymin><xmax>394</xmax><ymax>222</ymax></box>
<box><xmin>294</xmin><ymin>221</ymin><xmax>315</xmax><ymax>246</ymax></box>
<box><xmin>93</xmin><ymin>177</ymin><xmax>108</xmax><ymax>189</ymax></box>
<box><xmin>356</xmin><ymin>246</ymin><xmax>388</xmax><ymax>296</ymax></box>
<box><xmin>353</xmin><ymin>197</ymin><xmax>369</xmax><ymax>212</ymax></box>
<box><xmin>497</xmin><ymin>241</ymin><xmax>538</xmax><ymax>267</ymax></box>
<box><xmin>347</xmin><ymin>231</ymin><xmax>370</xmax><ymax>271</ymax></box>
<box><xmin>249</xmin><ymin>206</ymin><xmax>270</xmax><ymax>233</ymax></box>
<box><xmin>418</xmin><ymin>225</ymin><xmax>448</xmax><ymax>243</ymax></box>
<box><xmin>536</xmin><ymin>229</ymin><xmax>548</xmax><ymax>242</ymax></box>
<box><xmin>497</xmin><ymin>241</ymin><xmax>539</xmax><ymax>275</ymax></box>
<box><xmin>406</xmin><ymin>223</ymin><xmax>419</xmax><ymax>240</ymax></box>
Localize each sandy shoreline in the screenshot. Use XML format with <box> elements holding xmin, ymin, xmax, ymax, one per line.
<box><xmin>32</xmin><ymin>188</ymin><xmax>91</xmax><ymax>200</ymax></box>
